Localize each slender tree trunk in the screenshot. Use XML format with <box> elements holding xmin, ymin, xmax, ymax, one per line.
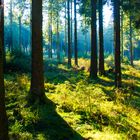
<box><xmin>0</xmin><ymin>1</ymin><xmax>9</xmax><ymax>139</ymax></box>
<box><xmin>48</xmin><ymin>2</ymin><xmax>53</xmax><ymax>59</ymax></box>
<box><xmin>85</xmin><ymin>32</ymin><xmax>87</xmax><ymax>57</ymax></box>
<box><xmin>2</xmin><ymin>0</ymin><xmax>5</xmax><ymax>69</ymax></box>
<box><xmin>98</xmin><ymin>0</ymin><xmax>105</xmax><ymax>75</ymax></box>
<box><xmin>121</xmin><ymin>10</ymin><xmax>124</xmax><ymax>62</ymax></box>
<box><xmin>70</xmin><ymin>0</ymin><xmax>73</xmax><ymax>57</ymax></box>
<box><xmin>65</xmin><ymin>2</ymin><xmax>67</xmax><ymax>57</ymax></box>
<box><xmin>30</xmin><ymin>0</ymin><xmax>45</xmax><ymax>103</ymax></box>
<box><xmin>74</xmin><ymin>0</ymin><xmax>78</xmax><ymax>66</ymax></box>
<box><xmin>56</xmin><ymin>12</ymin><xmax>60</xmax><ymax>61</ymax></box>
<box><xmin>19</xmin><ymin>16</ymin><xmax>22</xmax><ymax>52</ymax></box>
<box><xmin>84</xmin><ymin>16</ymin><xmax>88</xmax><ymax>57</ymax></box>
<box><xmin>114</xmin><ymin>0</ymin><xmax>121</xmax><ymax>87</ymax></box>
<box><xmin>90</xmin><ymin>0</ymin><xmax>97</xmax><ymax>78</ymax></box>
<box><xmin>50</xmin><ymin>9</ymin><xmax>53</xmax><ymax>58</ymax></box>
<box><xmin>48</xmin><ymin>24</ymin><xmax>51</xmax><ymax>58</ymax></box>
<box><xmin>10</xmin><ymin>0</ymin><xmax>13</xmax><ymax>52</ymax></box>
<box><xmin>67</xmin><ymin>0</ymin><xmax>71</xmax><ymax>67</ymax></box>
<box><xmin>129</xmin><ymin>15</ymin><xmax>133</xmax><ymax>66</ymax></box>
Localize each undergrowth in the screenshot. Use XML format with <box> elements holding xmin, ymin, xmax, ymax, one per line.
<box><xmin>5</xmin><ymin>58</ymin><xmax>140</xmax><ymax>140</ymax></box>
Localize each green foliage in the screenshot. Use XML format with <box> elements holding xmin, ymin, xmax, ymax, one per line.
<box><xmin>5</xmin><ymin>59</ymin><xmax>140</xmax><ymax>140</ymax></box>
<box><xmin>11</xmin><ymin>121</ymin><xmax>23</xmax><ymax>134</ymax></box>
<box><xmin>6</xmin><ymin>50</ymin><xmax>31</xmax><ymax>73</ymax></box>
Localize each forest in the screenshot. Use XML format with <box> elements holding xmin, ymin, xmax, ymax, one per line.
<box><xmin>0</xmin><ymin>0</ymin><xmax>140</xmax><ymax>139</ymax></box>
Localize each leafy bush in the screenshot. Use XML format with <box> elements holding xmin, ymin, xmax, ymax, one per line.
<box><xmin>6</xmin><ymin>50</ymin><xmax>31</xmax><ymax>73</ymax></box>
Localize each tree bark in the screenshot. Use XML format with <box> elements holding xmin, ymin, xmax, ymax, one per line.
<box><xmin>1</xmin><ymin>0</ymin><xmax>5</xmax><ymax>69</ymax></box>
<box><xmin>30</xmin><ymin>0</ymin><xmax>45</xmax><ymax>103</ymax></box>
<box><xmin>50</xmin><ymin>9</ymin><xmax>53</xmax><ymax>58</ymax></box>
<box><xmin>114</xmin><ymin>0</ymin><xmax>121</xmax><ymax>87</ymax></box>
<box><xmin>19</xmin><ymin>16</ymin><xmax>22</xmax><ymax>52</ymax></box>
<box><xmin>67</xmin><ymin>0</ymin><xmax>71</xmax><ymax>67</ymax></box>
<box><xmin>121</xmin><ymin>9</ymin><xmax>124</xmax><ymax>62</ymax></box>
<box><xmin>9</xmin><ymin>0</ymin><xmax>13</xmax><ymax>52</ymax></box>
<box><xmin>70</xmin><ymin>0</ymin><xmax>73</xmax><ymax>58</ymax></box>
<box><xmin>90</xmin><ymin>0</ymin><xmax>97</xmax><ymax>78</ymax></box>
<box><xmin>129</xmin><ymin>15</ymin><xmax>133</xmax><ymax>66</ymax></box>
<box><xmin>64</xmin><ymin>2</ymin><xmax>67</xmax><ymax>57</ymax></box>
<box><xmin>98</xmin><ymin>0</ymin><xmax>105</xmax><ymax>75</ymax></box>
<box><xmin>48</xmin><ymin>1</ymin><xmax>53</xmax><ymax>59</ymax></box>
<box><xmin>0</xmin><ymin>1</ymin><xmax>9</xmax><ymax>139</ymax></box>
<box><xmin>74</xmin><ymin>0</ymin><xmax>78</xmax><ymax>66</ymax></box>
<box><xmin>56</xmin><ymin>11</ymin><xmax>60</xmax><ymax>61</ymax></box>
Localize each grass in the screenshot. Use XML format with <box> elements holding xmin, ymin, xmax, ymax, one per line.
<box><xmin>5</xmin><ymin>58</ymin><xmax>140</xmax><ymax>140</ymax></box>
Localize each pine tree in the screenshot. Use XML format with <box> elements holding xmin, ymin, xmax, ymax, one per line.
<box><xmin>30</xmin><ymin>0</ymin><xmax>45</xmax><ymax>103</ymax></box>
<box><xmin>67</xmin><ymin>0</ymin><xmax>72</xmax><ymax>67</ymax></box>
<box><xmin>74</xmin><ymin>0</ymin><xmax>78</xmax><ymax>66</ymax></box>
<box><xmin>90</xmin><ymin>0</ymin><xmax>97</xmax><ymax>78</ymax></box>
<box><xmin>0</xmin><ymin>1</ymin><xmax>9</xmax><ymax>139</ymax></box>
<box><xmin>98</xmin><ymin>0</ymin><xmax>105</xmax><ymax>75</ymax></box>
<box><xmin>114</xmin><ymin>0</ymin><xmax>121</xmax><ymax>87</ymax></box>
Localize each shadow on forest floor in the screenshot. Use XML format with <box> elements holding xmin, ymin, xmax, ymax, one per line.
<box><xmin>5</xmin><ymin>72</ymin><xmax>84</xmax><ymax>140</ymax></box>
<box><xmin>8</xmin><ymin>97</ymin><xmax>84</xmax><ymax>140</ymax></box>
<box><xmin>25</xmin><ymin>98</ymin><xmax>84</xmax><ymax>140</ymax></box>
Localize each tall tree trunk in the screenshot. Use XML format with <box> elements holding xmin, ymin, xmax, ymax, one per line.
<box><xmin>114</xmin><ymin>0</ymin><xmax>121</xmax><ymax>87</ymax></box>
<box><xmin>129</xmin><ymin>15</ymin><xmax>133</xmax><ymax>66</ymax></box>
<box><xmin>56</xmin><ymin>12</ymin><xmax>60</xmax><ymax>61</ymax></box>
<box><xmin>19</xmin><ymin>16</ymin><xmax>22</xmax><ymax>52</ymax></box>
<box><xmin>50</xmin><ymin>9</ymin><xmax>53</xmax><ymax>58</ymax></box>
<box><xmin>48</xmin><ymin>2</ymin><xmax>53</xmax><ymax>59</ymax></box>
<box><xmin>9</xmin><ymin>0</ymin><xmax>13</xmax><ymax>52</ymax></box>
<box><xmin>90</xmin><ymin>0</ymin><xmax>97</xmax><ymax>78</ymax></box>
<box><xmin>48</xmin><ymin>24</ymin><xmax>51</xmax><ymax>58</ymax></box>
<box><xmin>2</xmin><ymin>0</ymin><xmax>5</xmax><ymax>69</ymax></box>
<box><xmin>84</xmin><ymin>32</ymin><xmax>87</xmax><ymax>57</ymax></box>
<box><xmin>74</xmin><ymin>0</ymin><xmax>78</xmax><ymax>66</ymax></box>
<box><xmin>70</xmin><ymin>0</ymin><xmax>73</xmax><ymax>57</ymax></box>
<box><xmin>0</xmin><ymin>1</ymin><xmax>9</xmax><ymax>139</ymax></box>
<box><xmin>30</xmin><ymin>0</ymin><xmax>45</xmax><ymax>103</ymax></box>
<box><xmin>67</xmin><ymin>0</ymin><xmax>71</xmax><ymax>67</ymax></box>
<box><xmin>64</xmin><ymin>1</ymin><xmax>67</xmax><ymax>57</ymax></box>
<box><xmin>121</xmin><ymin>9</ymin><xmax>124</xmax><ymax>62</ymax></box>
<box><xmin>98</xmin><ymin>0</ymin><xmax>105</xmax><ymax>75</ymax></box>
<box><xmin>84</xmin><ymin>16</ymin><xmax>88</xmax><ymax>57</ymax></box>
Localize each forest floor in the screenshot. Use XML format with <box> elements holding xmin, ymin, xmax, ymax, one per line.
<box><xmin>5</xmin><ymin>57</ymin><xmax>140</xmax><ymax>140</ymax></box>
